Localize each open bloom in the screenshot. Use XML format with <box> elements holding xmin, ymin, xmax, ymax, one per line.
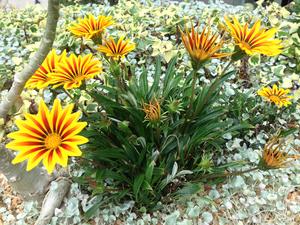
<box><xmin>6</xmin><ymin>99</ymin><xmax>88</xmax><ymax>174</ymax></box>
<box><xmin>25</xmin><ymin>49</ymin><xmax>66</xmax><ymax>89</ymax></box>
<box><xmin>180</xmin><ymin>25</ymin><xmax>230</xmax><ymax>68</ymax></box>
<box><xmin>69</xmin><ymin>14</ymin><xmax>114</xmax><ymax>40</ymax></box>
<box><xmin>257</xmin><ymin>84</ymin><xmax>292</xmax><ymax>108</ymax></box>
<box><xmin>224</xmin><ymin>16</ymin><xmax>282</xmax><ymax>56</ymax></box>
<box><xmin>98</xmin><ymin>36</ymin><xmax>135</xmax><ymax>60</ymax></box>
<box><xmin>143</xmin><ymin>99</ymin><xmax>161</xmax><ymax>123</ymax></box>
<box><xmin>259</xmin><ymin>136</ymin><xmax>300</xmax><ymax>170</ymax></box>
<box><xmin>50</xmin><ymin>53</ymin><xmax>102</xmax><ymax>89</ymax></box>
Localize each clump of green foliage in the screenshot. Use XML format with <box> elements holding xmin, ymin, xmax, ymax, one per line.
<box><xmin>80</xmin><ymin>56</ymin><xmax>251</xmax><ymax>214</ymax></box>
<box><xmin>2</xmin><ymin>0</ymin><xmax>299</xmax><ymax>219</ymax></box>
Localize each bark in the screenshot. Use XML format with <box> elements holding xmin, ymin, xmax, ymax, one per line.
<box><xmin>0</xmin><ymin>144</ymin><xmax>52</xmax><ymax>201</ymax></box>
<box><xmin>1</xmin><ymin>1</ymin><xmax>73</xmax><ymax>223</ymax></box>
<box><xmin>35</xmin><ymin>178</ymin><xmax>71</xmax><ymax>225</ymax></box>
<box><xmin>0</xmin><ymin>0</ymin><xmax>60</xmax><ymax>199</ymax></box>
<box><xmin>0</xmin><ymin>0</ymin><xmax>60</xmax><ymax>119</ymax></box>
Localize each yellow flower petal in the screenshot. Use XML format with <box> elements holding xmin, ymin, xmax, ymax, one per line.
<box><xmin>180</xmin><ymin>23</ymin><xmax>229</xmax><ymax>65</ymax></box>
<box><xmin>50</xmin><ymin>53</ymin><xmax>102</xmax><ymax>90</ymax></box>
<box><xmin>225</xmin><ymin>16</ymin><xmax>282</xmax><ymax>56</ymax></box>
<box><xmin>6</xmin><ymin>99</ymin><xmax>88</xmax><ymax>174</ymax></box>
<box><xmin>257</xmin><ymin>85</ymin><xmax>292</xmax><ymax>108</ymax></box>
<box><xmin>25</xmin><ymin>49</ymin><xmax>65</xmax><ymax>89</ymax></box>
<box><xmin>69</xmin><ymin>14</ymin><xmax>114</xmax><ymax>40</ymax></box>
<box><xmin>98</xmin><ymin>36</ymin><xmax>135</xmax><ymax>60</ymax></box>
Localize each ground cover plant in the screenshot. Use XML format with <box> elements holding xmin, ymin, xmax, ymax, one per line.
<box><xmin>0</xmin><ymin>0</ymin><xmax>300</xmax><ymax>224</ymax></box>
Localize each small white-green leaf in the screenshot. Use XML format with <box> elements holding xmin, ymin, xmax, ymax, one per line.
<box><xmin>249</xmin><ymin>54</ymin><xmax>260</xmax><ymax>67</ymax></box>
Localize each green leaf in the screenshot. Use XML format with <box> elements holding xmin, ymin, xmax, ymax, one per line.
<box><xmin>133</xmin><ymin>175</ymin><xmax>145</xmax><ymax>200</ymax></box>
<box><xmin>225</xmin><ymin>122</ymin><xmax>254</xmax><ymax>133</ymax></box>
<box><xmin>91</xmin><ymin>148</ymin><xmax>128</xmax><ymax>161</ymax></box>
<box><xmin>249</xmin><ymin>54</ymin><xmax>260</xmax><ymax>66</ymax></box>
<box><xmin>90</xmin><ymin>92</ymin><xmax>121</xmax><ymax>109</ymax></box>
<box><xmin>163</xmin><ymin>56</ymin><xmax>177</xmax><ymax>91</ymax></box>
<box><xmin>96</xmin><ymin>169</ymin><xmax>131</xmax><ymax>183</ymax></box>
<box><xmin>194</xmin><ymin>109</ymin><xmax>225</xmax><ymax>127</ymax></box>
<box><xmin>175</xmin><ymin>182</ymin><xmax>203</xmax><ymax>196</ymax></box>
<box><xmin>195</xmin><ymin>70</ymin><xmax>235</xmax><ymax>114</ymax></box>
<box><xmin>145</xmin><ymin>161</ymin><xmax>155</xmax><ymax>182</ymax></box>
<box><xmin>148</xmin><ymin>56</ymin><xmax>161</xmax><ymax>99</ymax></box>
<box><xmin>84</xmin><ymin>196</ymin><xmax>104</xmax><ymax>219</ymax></box>
<box><xmin>271</xmin><ymin>65</ymin><xmax>285</xmax><ymax>76</ymax></box>
<box><xmin>279</xmin><ymin>128</ymin><xmax>298</xmax><ymax>137</ymax></box>
<box><xmin>139</xmin><ymin>67</ymin><xmax>149</xmax><ymax>97</ymax></box>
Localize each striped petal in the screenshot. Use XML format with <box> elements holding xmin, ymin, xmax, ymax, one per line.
<box><xmin>6</xmin><ymin>99</ymin><xmax>89</xmax><ymax>174</ymax></box>
<box><xmin>225</xmin><ymin>16</ymin><xmax>282</xmax><ymax>56</ymax></box>
<box><xmin>69</xmin><ymin>14</ymin><xmax>114</xmax><ymax>40</ymax></box>
<box><xmin>180</xmin><ymin>23</ymin><xmax>230</xmax><ymax>64</ymax></box>
<box><xmin>98</xmin><ymin>36</ymin><xmax>135</xmax><ymax>60</ymax></box>
<box><xmin>25</xmin><ymin>49</ymin><xmax>65</xmax><ymax>89</ymax></box>
<box><xmin>50</xmin><ymin>53</ymin><xmax>102</xmax><ymax>90</ymax></box>
<box><xmin>257</xmin><ymin>85</ymin><xmax>293</xmax><ymax>108</ymax></box>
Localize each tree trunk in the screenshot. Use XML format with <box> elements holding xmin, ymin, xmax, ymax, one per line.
<box><xmin>0</xmin><ymin>0</ymin><xmax>60</xmax><ymax>200</ymax></box>
<box><xmin>35</xmin><ymin>178</ymin><xmax>71</xmax><ymax>225</ymax></box>
<box><xmin>0</xmin><ymin>0</ymin><xmax>60</xmax><ymax>119</ymax></box>
<box><xmin>0</xmin><ymin>144</ymin><xmax>52</xmax><ymax>201</ymax></box>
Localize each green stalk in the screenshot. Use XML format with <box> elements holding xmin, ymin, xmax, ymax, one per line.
<box><xmin>186</xmin><ymin>69</ymin><xmax>198</xmax><ymax>118</ymax></box>
<box><xmin>63</xmin><ymin>89</ymin><xmax>88</xmax><ymax>117</ymax></box>
<box><xmin>196</xmin><ymin>166</ymin><xmax>259</xmax><ymax>181</ymax></box>
<box><xmin>155</xmin><ymin>126</ymin><xmax>161</xmax><ymax>150</ymax></box>
<box><xmin>220</xmin><ymin>59</ymin><xmax>233</xmax><ymax>77</ymax></box>
<box><xmin>200</xmin><ymin>59</ymin><xmax>234</xmax><ymax>108</ymax></box>
<box><xmin>91</xmin><ymin>33</ymin><xmax>102</xmax><ymax>45</ymax></box>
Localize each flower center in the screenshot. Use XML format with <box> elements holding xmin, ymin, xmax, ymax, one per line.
<box><xmin>45</xmin><ymin>133</ymin><xmax>62</xmax><ymax>150</ymax></box>
<box><xmin>269</xmin><ymin>95</ymin><xmax>280</xmax><ymax>103</ymax></box>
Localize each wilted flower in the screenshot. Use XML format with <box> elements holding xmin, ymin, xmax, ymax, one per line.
<box><xmin>98</xmin><ymin>36</ymin><xmax>135</xmax><ymax>60</ymax></box>
<box><xmin>50</xmin><ymin>53</ymin><xmax>102</xmax><ymax>89</ymax></box>
<box><xmin>69</xmin><ymin>14</ymin><xmax>114</xmax><ymax>41</ymax></box>
<box><xmin>259</xmin><ymin>136</ymin><xmax>299</xmax><ymax>170</ymax></box>
<box><xmin>6</xmin><ymin>99</ymin><xmax>88</xmax><ymax>174</ymax></box>
<box><xmin>25</xmin><ymin>49</ymin><xmax>66</xmax><ymax>89</ymax></box>
<box><xmin>143</xmin><ymin>98</ymin><xmax>161</xmax><ymax>123</ymax></box>
<box><xmin>180</xmin><ymin>24</ymin><xmax>230</xmax><ymax>69</ymax></box>
<box><xmin>224</xmin><ymin>16</ymin><xmax>282</xmax><ymax>57</ymax></box>
<box><xmin>257</xmin><ymin>84</ymin><xmax>292</xmax><ymax>108</ymax></box>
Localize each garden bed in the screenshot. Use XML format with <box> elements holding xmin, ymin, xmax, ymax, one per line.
<box><xmin>1</xmin><ymin>0</ymin><xmax>300</xmax><ymax>224</ymax></box>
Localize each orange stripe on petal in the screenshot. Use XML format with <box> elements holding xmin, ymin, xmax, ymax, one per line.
<box><xmin>61</xmin><ymin>122</ymin><xmax>87</xmax><ymax>139</ymax></box>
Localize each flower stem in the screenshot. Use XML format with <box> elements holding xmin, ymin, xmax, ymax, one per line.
<box><xmin>220</xmin><ymin>60</ymin><xmax>233</xmax><ymax>77</ymax></box>
<box><xmin>155</xmin><ymin>126</ymin><xmax>161</xmax><ymax>149</ymax></box>
<box><xmin>197</xmin><ymin>166</ymin><xmax>259</xmax><ymax>181</ymax></box>
<box><xmin>63</xmin><ymin>89</ymin><xmax>88</xmax><ymax>117</ymax></box>
<box><xmin>188</xmin><ymin>69</ymin><xmax>198</xmax><ymax>114</ymax></box>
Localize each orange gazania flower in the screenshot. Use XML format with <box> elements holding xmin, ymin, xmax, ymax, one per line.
<box><xmin>180</xmin><ymin>24</ymin><xmax>230</xmax><ymax>68</ymax></box>
<box><xmin>69</xmin><ymin>14</ymin><xmax>114</xmax><ymax>40</ymax></box>
<box><xmin>98</xmin><ymin>36</ymin><xmax>135</xmax><ymax>60</ymax></box>
<box><xmin>224</xmin><ymin>16</ymin><xmax>282</xmax><ymax>56</ymax></box>
<box><xmin>257</xmin><ymin>84</ymin><xmax>292</xmax><ymax>108</ymax></box>
<box><xmin>260</xmin><ymin>136</ymin><xmax>300</xmax><ymax>170</ymax></box>
<box><xmin>50</xmin><ymin>53</ymin><xmax>102</xmax><ymax>89</ymax></box>
<box><xmin>25</xmin><ymin>49</ymin><xmax>66</xmax><ymax>89</ymax></box>
<box><xmin>6</xmin><ymin>99</ymin><xmax>88</xmax><ymax>174</ymax></box>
